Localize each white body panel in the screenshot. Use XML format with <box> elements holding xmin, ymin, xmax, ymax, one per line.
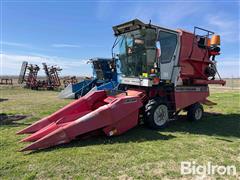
<box><xmin>120</xmin><ymin>77</ymin><xmax>153</xmax><ymax>87</ymax></box>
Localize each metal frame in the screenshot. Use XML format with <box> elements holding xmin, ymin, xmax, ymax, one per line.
<box><xmin>194</xmin><ymin>26</ymin><xmax>214</xmax><ymax>38</ymax></box>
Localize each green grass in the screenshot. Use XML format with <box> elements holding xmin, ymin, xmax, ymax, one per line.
<box><xmin>0</xmin><ymin>86</ymin><xmax>239</xmax><ymax>179</ymax></box>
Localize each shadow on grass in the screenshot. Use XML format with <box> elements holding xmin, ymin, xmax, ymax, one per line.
<box><xmin>163</xmin><ymin>112</ymin><xmax>240</xmax><ymax>139</ymax></box>
<box><xmin>0</xmin><ymin>113</ymin><xmax>31</xmax><ymax>126</ymax></box>
<box><xmin>28</xmin><ymin>125</ymin><xmax>176</xmax><ymax>154</ymax></box>
<box><xmin>27</xmin><ymin>112</ymin><xmax>239</xmax><ymax>154</ymax></box>
<box><xmin>0</xmin><ymin>98</ymin><xmax>8</xmax><ymax>102</ymax></box>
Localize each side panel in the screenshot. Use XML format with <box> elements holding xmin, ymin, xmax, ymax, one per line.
<box><xmin>72</xmin><ymin>80</ymin><xmax>92</xmax><ymax>92</ymax></box>
<box><xmin>174</xmin><ymin>86</ymin><xmax>209</xmax><ymax>110</ymax></box>
<box><xmin>120</xmin><ymin>77</ymin><xmax>153</xmax><ymax>87</ymax></box>
<box><xmin>97</xmin><ymin>81</ymin><xmax>118</xmax><ymax>90</ymax></box>
<box><xmin>178</xmin><ymin>30</ymin><xmax>211</xmax><ymax>80</ymax></box>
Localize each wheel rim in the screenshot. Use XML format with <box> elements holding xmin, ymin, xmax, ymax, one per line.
<box><xmin>154</xmin><ymin>105</ymin><xmax>168</xmax><ymax>126</ymax></box>
<box><xmin>195</xmin><ymin>108</ymin><xmax>203</xmax><ymax>120</ymax></box>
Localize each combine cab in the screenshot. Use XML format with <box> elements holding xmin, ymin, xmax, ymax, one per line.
<box><xmin>18</xmin><ymin>19</ymin><xmax>225</xmax><ymax>151</ymax></box>
<box><xmin>58</xmin><ymin>58</ymin><xmax>119</xmax><ymax>99</ymax></box>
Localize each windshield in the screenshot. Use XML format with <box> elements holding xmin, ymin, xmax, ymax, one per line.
<box><xmin>92</xmin><ymin>60</ymin><xmax>116</xmax><ymax>81</ymax></box>
<box><xmin>116</xmin><ymin>28</ymin><xmax>156</xmax><ymax>78</ymax></box>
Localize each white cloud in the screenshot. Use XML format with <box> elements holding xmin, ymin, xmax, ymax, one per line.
<box><xmin>51</xmin><ymin>43</ymin><xmax>82</xmax><ymax>48</ymax></box>
<box><xmin>51</xmin><ymin>43</ymin><xmax>104</xmax><ymax>48</ymax></box>
<box><xmin>1</xmin><ymin>41</ymin><xmax>101</xmax><ymax>50</ymax></box>
<box><xmin>1</xmin><ymin>2</ymin><xmax>238</xmax><ymax>78</ymax></box>
<box><xmin>155</xmin><ymin>3</ymin><xmax>200</xmax><ymax>28</ymax></box>
<box><xmin>208</xmin><ymin>16</ymin><xmax>233</xmax><ymax>29</ymax></box>
<box><xmin>205</xmin><ymin>15</ymin><xmax>239</xmax><ymax>43</ymax></box>
<box><xmin>1</xmin><ymin>41</ymin><xmax>50</xmax><ymax>52</ymax></box>
<box><xmin>96</xmin><ymin>1</ymin><xmax>116</xmax><ymax>20</ymax></box>
<box><xmin>118</xmin><ymin>2</ymin><xmax>200</xmax><ymax>29</ymax></box>
<box><xmin>1</xmin><ymin>41</ymin><xmax>31</xmax><ymax>48</ymax></box>
<box><xmin>117</xmin><ymin>2</ymin><xmax>239</xmax><ymax>40</ymax></box>
<box><xmin>0</xmin><ymin>53</ymin><xmax>91</xmax><ymax>76</ymax></box>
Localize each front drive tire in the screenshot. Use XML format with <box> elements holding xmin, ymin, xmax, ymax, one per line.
<box><xmin>144</xmin><ymin>98</ymin><xmax>169</xmax><ymax>129</ymax></box>
<box><xmin>187</xmin><ymin>102</ymin><xmax>204</xmax><ymax>121</ymax></box>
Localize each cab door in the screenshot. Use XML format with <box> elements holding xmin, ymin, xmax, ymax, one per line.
<box><xmin>157</xmin><ymin>30</ymin><xmax>180</xmax><ymax>82</ymax></box>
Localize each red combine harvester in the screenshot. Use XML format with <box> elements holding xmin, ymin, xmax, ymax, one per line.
<box><xmin>18</xmin><ymin>19</ymin><xmax>225</xmax><ymax>151</ymax></box>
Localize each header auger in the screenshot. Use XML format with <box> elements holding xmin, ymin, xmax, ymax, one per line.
<box><xmin>18</xmin><ymin>19</ymin><xmax>225</xmax><ymax>151</ymax></box>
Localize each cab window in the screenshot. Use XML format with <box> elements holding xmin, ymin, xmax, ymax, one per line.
<box><xmin>158</xmin><ymin>31</ymin><xmax>177</xmax><ymax>63</ymax></box>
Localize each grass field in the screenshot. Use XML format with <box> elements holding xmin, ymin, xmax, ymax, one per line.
<box><xmin>0</xmin><ymin>86</ymin><xmax>239</xmax><ymax>179</ymax></box>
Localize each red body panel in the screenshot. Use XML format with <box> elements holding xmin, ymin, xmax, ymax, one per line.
<box><xmin>193</xmin><ymin>79</ymin><xmax>226</xmax><ymax>85</ymax></box>
<box><xmin>17</xmin><ymin>91</ymin><xmax>107</xmax><ymax>134</ymax></box>
<box><xmin>175</xmin><ymin>89</ymin><xmax>209</xmax><ymax>109</ymax></box>
<box><xmin>19</xmin><ymin>90</ymin><xmax>143</xmax><ymax>151</ymax></box>
<box><xmin>178</xmin><ymin>30</ymin><xmax>210</xmax><ymax>81</ymax></box>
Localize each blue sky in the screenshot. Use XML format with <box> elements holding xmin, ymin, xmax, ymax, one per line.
<box><xmin>1</xmin><ymin>0</ymin><xmax>239</xmax><ymax>77</ymax></box>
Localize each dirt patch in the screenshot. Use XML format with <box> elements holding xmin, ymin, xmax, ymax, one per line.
<box><xmin>0</xmin><ymin>113</ymin><xmax>29</xmax><ymax>125</ymax></box>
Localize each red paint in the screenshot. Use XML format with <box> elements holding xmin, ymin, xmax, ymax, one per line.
<box><xmin>17</xmin><ymin>91</ymin><xmax>107</xmax><ymax>134</ymax></box>
<box><xmin>193</xmin><ymin>79</ymin><xmax>226</xmax><ymax>85</ymax></box>
<box><xmin>20</xmin><ymin>90</ymin><xmax>143</xmax><ymax>151</ymax></box>
<box><xmin>177</xmin><ymin>30</ymin><xmax>216</xmax><ymax>82</ymax></box>
<box><xmin>175</xmin><ymin>91</ymin><xmax>209</xmax><ymax>110</ymax></box>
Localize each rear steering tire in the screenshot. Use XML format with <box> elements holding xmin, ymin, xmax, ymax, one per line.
<box><xmin>144</xmin><ymin>98</ymin><xmax>169</xmax><ymax>129</ymax></box>
<box><xmin>187</xmin><ymin>103</ymin><xmax>204</xmax><ymax>121</ymax></box>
